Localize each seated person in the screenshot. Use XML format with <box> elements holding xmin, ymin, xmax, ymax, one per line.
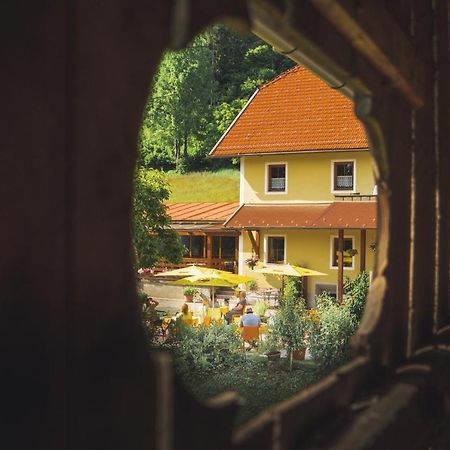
<box><xmin>176</xmin><ymin>303</ymin><xmax>191</xmax><ymax>322</ymax></box>
<box><xmin>239</xmin><ymin>307</ymin><xmax>261</xmax><ymax>327</ymax></box>
<box><xmin>225</xmin><ymin>291</ymin><xmax>247</xmax><ymax>324</ymax></box>
<box><xmin>143</xmin><ymin>296</ymin><xmax>159</xmax><ymax>312</ymax></box>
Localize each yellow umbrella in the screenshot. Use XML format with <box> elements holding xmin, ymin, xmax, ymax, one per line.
<box><xmin>155</xmin><ymin>264</ymin><xmax>211</xmax><ymax>277</ymax></box>
<box><xmin>252</xmin><ymin>263</ymin><xmax>327</xmax><ymax>277</ymax></box>
<box><xmin>170</xmin><ymin>272</ymin><xmax>254</xmax><ymax>307</ymax></box>
<box><xmin>253</xmin><ymin>263</ymin><xmax>327</xmax><ymax>296</ymax></box>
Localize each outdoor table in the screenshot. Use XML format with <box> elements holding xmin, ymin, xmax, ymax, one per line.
<box><xmin>186</xmin><ymin>302</ymin><xmax>204</xmax><ymax>316</ymax></box>
<box><xmin>219</xmin><ymin>306</ymin><xmax>229</xmax><ymax>317</ymax></box>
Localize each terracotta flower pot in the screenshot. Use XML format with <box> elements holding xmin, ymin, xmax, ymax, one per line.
<box><xmin>184</xmin><ymin>294</ymin><xmax>193</xmax><ymax>302</ymax></box>
<box><xmin>293</xmin><ymin>348</ymin><xmax>306</xmax><ymax>360</ymax></box>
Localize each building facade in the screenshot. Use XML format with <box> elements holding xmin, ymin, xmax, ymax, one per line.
<box><xmin>210</xmin><ymin>66</ymin><xmax>377</xmax><ymax>304</ymax></box>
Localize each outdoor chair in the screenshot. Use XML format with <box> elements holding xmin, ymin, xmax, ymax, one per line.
<box><xmin>241</xmin><ymin>325</ymin><xmax>260</xmax><ymax>351</ymax></box>
<box><xmin>232</xmin><ymin>314</ymin><xmax>242</xmax><ymax>325</ymax></box>
<box><xmin>202</xmin><ymin>315</ymin><xmax>211</xmax><ymax>327</ymax></box>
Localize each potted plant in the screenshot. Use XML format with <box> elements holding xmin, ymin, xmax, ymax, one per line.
<box><xmin>183</xmin><ymin>287</ymin><xmax>198</xmax><ymax>302</ymax></box>
<box><xmin>271</xmin><ymin>296</ymin><xmax>308</xmax><ymax>370</ymax></box>
<box><xmin>258</xmin><ymin>333</ymin><xmax>281</xmax><ymax>362</ymax></box>
<box><xmin>245</xmin><ymin>255</ymin><xmax>259</xmax><ymax>270</ymax></box>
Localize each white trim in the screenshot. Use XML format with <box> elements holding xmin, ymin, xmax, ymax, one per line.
<box><xmin>209</xmin><ymin>89</ymin><xmax>259</xmax><ymax>157</ymax></box>
<box><xmin>263</xmin><ymin>234</ymin><xmax>287</xmax><ymax>264</ymax></box>
<box><xmin>329</xmin><ymin>234</ymin><xmax>355</xmax><ymax>270</ymax></box>
<box><xmin>239</xmin><ymin>200</ymin><xmax>332</xmax><ymax>205</ymax></box>
<box><xmin>238</xmin><ymin>234</ymin><xmax>244</xmax><ymax>275</ymax></box>
<box><xmin>240</xmin><ymin>157</ymin><xmax>245</xmax><ymax>204</ymax></box>
<box><xmin>330</xmin><ymin>159</ymin><xmax>357</xmax><ymax>194</ymax></box>
<box><xmin>265</xmin><ymin>161</ymin><xmax>288</xmax><ymax>195</ymax></box>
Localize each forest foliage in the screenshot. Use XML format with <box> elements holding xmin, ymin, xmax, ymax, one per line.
<box><xmin>139</xmin><ymin>24</ymin><xmax>294</xmax><ymax>172</ymax></box>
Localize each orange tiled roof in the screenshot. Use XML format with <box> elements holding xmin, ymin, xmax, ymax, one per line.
<box><xmin>210</xmin><ymin>66</ymin><xmax>368</xmax><ymax>157</ymax></box>
<box><xmin>166</xmin><ymin>202</ymin><xmax>240</xmax><ymax>222</ymax></box>
<box><xmin>224</xmin><ymin>202</ymin><xmax>376</xmax><ymax>229</ymax></box>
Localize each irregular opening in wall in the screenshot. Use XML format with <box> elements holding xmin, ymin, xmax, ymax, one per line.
<box><xmin>136</xmin><ymin>19</ymin><xmax>380</xmax><ymax>430</ymax></box>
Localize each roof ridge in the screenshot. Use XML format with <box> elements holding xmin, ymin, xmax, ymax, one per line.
<box><xmin>258</xmin><ymin>65</ymin><xmax>302</xmax><ymax>91</ymax></box>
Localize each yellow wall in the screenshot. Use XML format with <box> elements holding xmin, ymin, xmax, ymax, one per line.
<box><xmin>240</xmin><ymin>228</ymin><xmax>377</xmax><ymax>305</ymax></box>
<box><xmin>241</xmin><ymin>151</ymin><xmax>375</xmax><ymax>203</ymax></box>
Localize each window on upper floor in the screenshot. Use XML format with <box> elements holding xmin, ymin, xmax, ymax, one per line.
<box><xmin>267</xmin><ymin>236</ymin><xmax>285</xmax><ymax>263</ymax></box>
<box><xmin>332</xmin><ymin>161</ymin><xmax>355</xmax><ymax>191</ymax></box>
<box><xmin>266</xmin><ymin>163</ymin><xmax>287</xmax><ymax>193</ymax></box>
<box><xmin>330</xmin><ymin>236</ymin><xmax>355</xmax><ymax>269</ymax></box>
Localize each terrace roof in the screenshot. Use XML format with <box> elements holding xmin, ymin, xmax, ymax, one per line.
<box><xmin>166</xmin><ymin>202</ymin><xmax>240</xmax><ymax>222</ymax></box>
<box><xmin>224</xmin><ymin>202</ymin><xmax>376</xmax><ymax>229</ymax></box>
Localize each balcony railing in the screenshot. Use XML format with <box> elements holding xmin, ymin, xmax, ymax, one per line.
<box><xmin>270</xmin><ymin>177</ymin><xmax>286</xmax><ymax>190</ymax></box>
<box><xmin>336</xmin><ymin>175</ymin><xmax>353</xmax><ymax>189</ymax></box>
<box><xmin>335</xmin><ymin>194</ymin><xmax>378</xmax><ymax>201</ymax></box>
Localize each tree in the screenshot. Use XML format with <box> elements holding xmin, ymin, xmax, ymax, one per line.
<box><xmin>132</xmin><ymin>169</ymin><xmax>184</xmax><ymax>268</ymax></box>
<box><xmin>139</xmin><ymin>24</ymin><xmax>295</xmax><ymax>172</ymax></box>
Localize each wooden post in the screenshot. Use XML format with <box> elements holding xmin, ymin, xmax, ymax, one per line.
<box><xmin>338</xmin><ymin>229</ymin><xmax>344</xmax><ymax>302</ymax></box>
<box><xmin>246</xmin><ymin>230</ymin><xmax>259</xmax><ymax>257</ymax></box>
<box><xmin>360</xmin><ymin>229</ymin><xmax>366</xmax><ymax>273</ymax></box>
<box><xmin>206</xmin><ymin>234</ymin><xmax>212</xmax><ymax>267</ymax></box>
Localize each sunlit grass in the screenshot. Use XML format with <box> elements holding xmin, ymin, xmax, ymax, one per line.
<box><xmin>167</xmin><ymin>169</ymin><xmax>240</xmax><ymax>202</ymax></box>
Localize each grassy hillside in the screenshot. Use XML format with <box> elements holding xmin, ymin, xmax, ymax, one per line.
<box><xmin>167</xmin><ymin>169</ymin><xmax>239</xmax><ymax>202</ymax></box>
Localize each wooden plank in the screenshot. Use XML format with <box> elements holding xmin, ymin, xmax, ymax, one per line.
<box><xmin>310</xmin><ymin>0</ymin><xmax>424</xmax><ymax>108</ymax></box>
<box><xmin>360</xmin><ymin>229</ymin><xmax>366</xmax><ymax>272</ymax></box>
<box><xmin>434</xmin><ymin>0</ymin><xmax>450</xmax><ymax>329</ymax></box>
<box><xmin>337</xmin><ymin>229</ymin><xmax>344</xmax><ymax>302</ymax></box>
<box><xmin>408</xmin><ymin>0</ymin><xmax>435</xmax><ymax>351</ymax></box>
<box><xmin>206</xmin><ymin>234</ymin><xmax>213</xmax><ymax>266</ymax></box>
<box><xmin>249</xmin><ymin>0</ymin><xmax>368</xmax><ymax>100</ymax></box>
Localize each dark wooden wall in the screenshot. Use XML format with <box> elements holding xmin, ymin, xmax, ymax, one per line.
<box><xmin>0</xmin><ymin>1</ymin><xmax>448</xmax><ymax>449</ymax></box>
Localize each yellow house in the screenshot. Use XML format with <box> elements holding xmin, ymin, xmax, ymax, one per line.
<box><xmin>209</xmin><ymin>66</ymin><xmax>377</xmax><ymax>304</ymax></box>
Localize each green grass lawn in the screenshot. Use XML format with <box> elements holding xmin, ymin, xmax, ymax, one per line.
<box><xmin>167</xmin><ymin>169</ymin><xmax>239</xmax><ymax>202</ymax></box>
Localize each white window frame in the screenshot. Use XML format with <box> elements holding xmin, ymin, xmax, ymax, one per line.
<box><xmin>265</xmin><ymin>162</ymin><xmax>288</xmax><ymax>195</ymax></box>
<box><xmin>331</xmin><ymin>159</ymin><xmax>356</xmax><ymax>194</ymax></box>
<box><xmin>264</xmin><ymin>234</ymin><xmax>287</xmax><ymax>264</ymax></box>
<box><xmin>329</xmin><ymin>235</ymin><xmax>355</xmax><ymax>270</ymax></box>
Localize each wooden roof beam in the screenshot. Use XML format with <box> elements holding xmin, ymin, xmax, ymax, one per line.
<box><xmin>310</xmin><ymin>0</ymin><xmax>424</xmax><ymax>108</ymax></box>
<box><xmin>249</xmin><ymin>0</ymin><xmax>424</xmax><ymax>108</ymax></box>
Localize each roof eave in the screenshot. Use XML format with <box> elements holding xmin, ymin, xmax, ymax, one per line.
<box><xmin>210</xmin><ymin>147</ymin><xmax>370</xmax><ymax>159</ymax></box>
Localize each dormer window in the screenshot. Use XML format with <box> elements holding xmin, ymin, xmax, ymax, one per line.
<box><xmin>332</xmin><ymin>161</ymin><xmax>355</xmax><ymax>192</ymax></box>
<box><xmin>266</xmin><ymin>163</ymin><xmax>287</xmax><ymax>193</ymax></box>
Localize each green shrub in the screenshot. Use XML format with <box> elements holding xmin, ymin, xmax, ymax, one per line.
<box><xmin>344</xmin><ymin>271</ymin><xmax>370</xmax><ymax>324</ymax></box>
<box><xmin>253</xmin><ymin>298</ymin><xmax>268</xmax><ymax>317</ymax></box>
<box><xmin>307</xmin><ymin>301</ymin><xmax>356</xmax><ymax>371</ymax></box>
<box><xmin>169</xmin><ymin>323</ymin><xmax>244</xmax><ymax>383</ymax></box>
<box><xmin>271</xmin><ymin>291</ymin><xmax>308</xmax><ymax>370</ymax></box>
<box><xmin>307</xmin><ymin>273</ymin><xmax>370</xmax><ymax>371</ymax></box>
<box><xmin>280</xmin><ymin>276</ymin><xmax>302</xmax><ymax>307</ymax></box>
